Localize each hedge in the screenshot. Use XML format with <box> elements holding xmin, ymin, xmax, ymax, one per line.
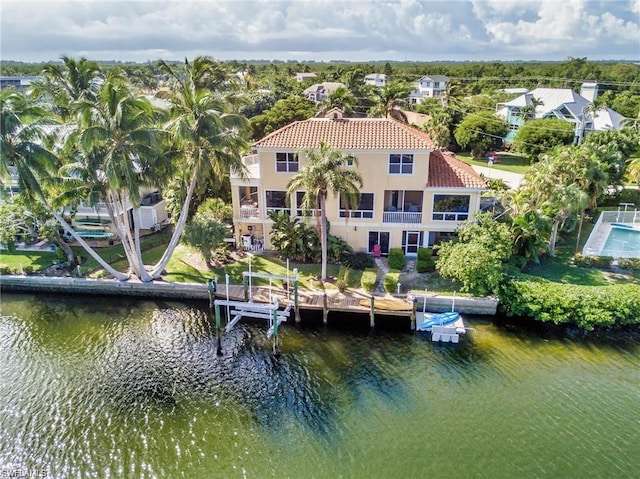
<box><xmin>499</xmin><ymin>275</ymin><xmax>640</xmax><ymax>330</ymax></box>
<box><xmin>417</xmin><ymin>247</ymin><xmax>433</xmax><ymax>260</ymax></box>
<box><xmin>388</xmin><ymin>248</ymin><xmax>405</xmax><ymax>270</ymax></box>
<box><xmin>383</xmin><ymin>269</ymin><xmax>401</xmax><ymax>293</ymax></box>
<box><xmin>361</xmin><ymin>268</ymin><xmax>378</xmax><ymax>292</ymax></box>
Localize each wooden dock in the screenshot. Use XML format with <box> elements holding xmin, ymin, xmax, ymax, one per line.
<box><xmin>215</xmin><ymin>284</ymin><xmax>414</xmax><ymax>318</ymax></box>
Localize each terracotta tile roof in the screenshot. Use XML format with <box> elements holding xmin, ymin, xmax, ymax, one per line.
<box><xmin>253</xmin><ymin>118</ymin><xmax>435</xmax><ymax>150</ymax></box>
<box><xmin>427</xmin><ymin>150</ymin><xmax>486</xmax><ymax>189</ymax></box>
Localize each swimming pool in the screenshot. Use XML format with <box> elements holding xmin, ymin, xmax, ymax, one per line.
<box><xmin>599</xmin><ymin>224</ymin><xmax>640</xmax><ymax>258</ymax></box>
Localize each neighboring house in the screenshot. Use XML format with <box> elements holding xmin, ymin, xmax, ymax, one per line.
<box><xmin>303</xmin><ymin>82</ymin><xmax>345</xmax><ymax>102</ymax></box>
<box><xmin>0</xmin><ymin>76</ymin><xmax>43</xmax><ymax>92</ymax></box>
<box><xmin>409</xmin><ymin>75</ymin><xmax>448</xmax><ymax>104</ymax></box>
<box><xmin>364</xmin><ymin>73</ymin><xmax>387</xmax><ymax>88</ymax></box>
<box><xmin>65</xmin><ymin>188</ymin><xmax>169</xmax><ymax>240</ymax></box>
<box><xmin>230</xmin><ymin>110</ymin><xmax>486</xmax><ymax>256</ymax></box>
<box><xmin>496</xmin><ymin>83</ymin><xmax>623</xmax><ymax>143</ymax></box>
<box><xmin>295</xmin><ymin>72</ymin><xmax>317</xmax><ymax>82</ymax></box>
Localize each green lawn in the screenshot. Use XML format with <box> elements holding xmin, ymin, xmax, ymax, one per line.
<box><xmin>0</xmin><ymin>250</ymin><xmax>58</xmax><ymax>272</ymax></box>
<box><xmin>456</xmin><ymin>151</ymin><xmax>531</xmax><ymax>175</ymax></box>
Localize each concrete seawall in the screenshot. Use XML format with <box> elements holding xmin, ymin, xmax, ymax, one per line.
<box><xmin>0</xmin><ymin>275</ymin><xmax>499</xmax><ymax>315</ymax></box>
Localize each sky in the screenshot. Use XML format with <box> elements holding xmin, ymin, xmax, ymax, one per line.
<box><xmin>1</xmin><ymin>0</ymin><xmax>639</xmax><ymax>63</ymax></box>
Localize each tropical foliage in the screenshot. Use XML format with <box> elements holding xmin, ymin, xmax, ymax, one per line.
<box><xmin>286</xmin><ymin>142</ymin><xmax>362</xmax><ymax>280</ymax></box>
<box><xmin>454</xmin><ymin>111</ymin><xmax>509</xmax><ymax>158</ymax></box>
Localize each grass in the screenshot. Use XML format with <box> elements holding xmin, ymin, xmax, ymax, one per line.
<box><xmin>456</xmin><ymin>151</ymin><xmax>531</xmax><ymax>175</ymax></box>
<box><xmin>0</xmin><ymin>250</ymin><xmax>58</xmax><ymax>271</ymax></box>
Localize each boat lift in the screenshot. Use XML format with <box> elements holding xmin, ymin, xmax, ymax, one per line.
<box><xmin>207</xmin><ymin>262</ymin><xmax>300</xmax><ymax>356</ymax></box>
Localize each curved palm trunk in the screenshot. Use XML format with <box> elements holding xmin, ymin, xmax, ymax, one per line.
<box><xmin>549</xmin><ymin>220</ymin><xmax>560</xmax><ymax>256</ymax></box>
<box><xmin>150</xmin><ymin>169</ymin><xmax>198</xmax><ymax>279</ymax></box>
<box><xmin>132</xmin><ymin>207</ymin><xmax>152</xmax><ymax>282</ymax></box>
<box><xmin>320</xmin><ymin>194</ymin><xmax>328</xmax><ymax>281</ymax></box>
<box><xmin>50</xmin><ymin>209</ymin><xmax>129</xmax><ymax>280</ymax></box>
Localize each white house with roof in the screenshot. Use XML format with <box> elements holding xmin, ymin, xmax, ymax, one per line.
<box><xmin>295</xmin><ymin>72</ymin><xmax>317</xmax><ymax>82</ymax></box>
<box><xmin>229</xmin><ymin>109</ymin><xmax>486</xmax><ymax>256</ymax></box>
<box><xmin>409</xmin><ymin>75</ymin><xmax>449</xmax><ymax>104</ymax></box>
<box><xmin>496</xmin><ymin>84</ymin><xmax>624</xmax><ymax>143</ymax></box>
<box><xmin>364</xmin><ymin>73</ymin><xmax>387</xmax><ymax>88</ymax></box>
<box><xmin>302</xmin><ymin>82</ymin><xmax>346</xmax><ymax>103</ymax></box>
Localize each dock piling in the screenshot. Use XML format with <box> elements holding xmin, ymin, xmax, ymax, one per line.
<box><xmin>323</xmin><ymin>293</ymin><xmax>329</xmax><ymax>325</ymax></box>
<box><xmin>369</xmin><ymin>295</ymin><xmax>375</xmax><ymax>328</ymax></box>
<box><xmin>410</xmin><ymin>295</ymin><xmax>417</xmax><ymax>331</ymax></box>
<box><xmin>293</xmin><ymin>268</ymin><xmax>301</xmax><ymax>323</ymax></box>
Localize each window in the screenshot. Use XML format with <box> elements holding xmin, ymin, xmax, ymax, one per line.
<box><xmin>340</xmin><ymin>193</ymin><xmax>374</xmax><ymax>219</ymax></box>
<box><xmin>266</xmin><ymin>190</ymin><xmax>289</xmax><ymax>214</ymax></box>
<box><xmin>344</xmin><ymin>157</ymin><xmax>355</xmax><ymax>167</ymax></box>
<box><xmin>388</xmin><ymin>154</ymin><xmax>413</xmax><ymax>174</ymax></box>
<box><xmin>402</xmin><ymin>231</ymin><xmax>424</xmax><ymax>254</ymax></box>
<box><xmin>432</xmin><ymin>194</ymin><xmax>470</xmax><ymax>221</ymax></box>
<box><xmin>368</xmin><ymin>231</ymin><xmax>390</xmax><ymax>255</ymax></box>
<box><xmin>428</xmin><ymin>231</ymin><xmax>456</xmax><ymax>247</ymax></box>
<box><xmin>295</xmin><ymin>191</ymin><xmax>316</xmax><ymax>217</ymax></box>
<box><xmin>276</xmin><ymin>152</ymin><xmax>299</xmax><ymax>173</ymax></box>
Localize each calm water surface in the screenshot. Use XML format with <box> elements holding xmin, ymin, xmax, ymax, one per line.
<box><xmin>1</xmin><ymin>293</ymin><xmax>639</xmax><ymax>478</ymax></box>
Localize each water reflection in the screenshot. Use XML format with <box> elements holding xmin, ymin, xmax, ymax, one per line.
<box><xmin>1</xmin><ymin>293</ymin><xmax>639</xmax><ymax>479</ymax></box>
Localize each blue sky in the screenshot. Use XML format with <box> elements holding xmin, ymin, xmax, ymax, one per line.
<box><xmin>1</xmin><ymin>0</ymin><xmax>639</xmax><ymax>63</ymax></box>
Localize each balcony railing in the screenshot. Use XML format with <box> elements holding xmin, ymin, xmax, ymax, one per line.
<box><xmin>383</xmin><ymin>211</ymin><xmax>423</xmax><ymax>224</ymax></box>
<box><xmin>239</xmin><ymin>206</ymin><xmax>260</xmax><ymax>219</ymax></box>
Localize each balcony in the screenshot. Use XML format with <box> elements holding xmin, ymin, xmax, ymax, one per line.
<box><xmin>383</xmin><ymin>211</ymin><xmax>423</xmax><ymax>224</ymax></box>
<box><xmin>240</xmin><ymin>205</ymin><xmax>260</xmax><ymax>219</ymax></box>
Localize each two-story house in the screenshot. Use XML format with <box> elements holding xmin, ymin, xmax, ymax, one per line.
<box><xmin>364</xmin><ymin>73</ymin><xmax>387</xmax><ymax>88</ymax></box>
<box><xmin>303</xmin><ymin>82</ymin><xmax>346</xmax><ymax>103</ymax></box>
<box><xmin>496</xmin><ymin>85</ymin><xmax>625</xmax><ymax>143</ymax></box>
<box><xmin>409</xmin><ymin>75</ymin><xmax>448</xmax><ymax>104</ymax></box>
<box><xmin>230</xmin><ymin>110</ymin><xmax>485</xmax><ymax>256</ymax></box>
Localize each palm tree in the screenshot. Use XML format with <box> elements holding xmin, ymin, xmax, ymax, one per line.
<box><xmin>368</xmin><ymin>82</ymin><xmax>409</xmax><ymax>122</ymax></box>
<box><xmin>150</xmin><ymin>56</ymin><xmax>250</xmax><ymax>279</ymax></box>
<box><xmin>0</xmin><ymin>89</ymin><xmax>129</xmax><ymax>280</ymax></box>
<box><xmin>318</xmin><ymin>86</ymin><xmax>356</xmax><ymax>116</ymax></box>
<box><xmin>32</xmin><ymin>56</ymin><xmax>102</xmax><ymax>120</ymax></box>
<box><xmin>286</xmin><ymin>142</ymin><xmax>363</xmax><ymax>281</ymax></box>
<box><xmin>71</xmin><ymin>72</ymin><xmax>165</xmax><ymax>281</ymax></box>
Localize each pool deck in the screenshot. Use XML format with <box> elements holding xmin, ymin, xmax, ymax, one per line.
<box><xmin>583</xmin><ymin>223</ymin><xmax>613</xmax><ymax>257</ymax></box>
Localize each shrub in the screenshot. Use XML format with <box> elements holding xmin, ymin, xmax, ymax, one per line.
<box><xmin>361</xmin><ymin>268</ymin><xmax>378</xmax><ymax>292</ymax></box>
<box><xmin>336</xmin><ymin>279</ymin><xmax>347</xmax><ymax>293</ymax></box>
<box><xmin>416</xmin><ymin>259</ymin><xmax>436</xmax><ymax>273</ymax></box>
<box><xmin>383</xmin><ymin>269</ymin><xmax>401</xmax><ymax>293</ymax></box>
<box><xmin>499</xmin><ymin>275</ymin><xmax>640</xmax><ymax>330</ymax></box>
<box><xmin>22</xmin><ymin>265</ymin><xmax>35</xmax><ymax>275</ymax></box>
<box><xmin>591</xmin><ymin>256</ymin><xmax>614</xmax><ymax>268</ymax></box>
<box><xmin>342</xmin><ymin>251</ymin><xmax>375</xmax><ymax>270</ymax></box>
<box><xmin>617</xmin><ymin>258</ymin><xmax>640</xmax><ymax>271</ymax></box>
<box><xmin>388</xmin><ymin>248</ymin><xmax>405</xmax><ymax>270</ymax></box>
<box><xmin>417</xmin><ymin>247</ymin><xmax>433</xmax><ymax>261</ymax></box>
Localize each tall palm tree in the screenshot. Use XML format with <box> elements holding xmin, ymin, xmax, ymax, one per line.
<box><xmin>286</xmin><ymin>142</ymin><xmax>362</xmax><ymax>281</ymax></box>
<box><xmin>0</xmin><ymin>89</ymin><xmax>129</xmax><ymax>280</ymax></box>
<box><xmin>32</xmin><ymin>56</ymin><xmax>102</xmax><ymax>120</ymax></box>
<box><xmin>150</xmin><ymin>57</ymin><xmax>250</xmax><ymax>279</ymax></box>
<box><xmin>368</xmin><ymin>82</ymin><xmax>409</xmax><ymax>122</ymax></box>
<box><xmin>71</xmin><ymin>72</ymin><xmax>165</xmax><ymax>281</ymax></box>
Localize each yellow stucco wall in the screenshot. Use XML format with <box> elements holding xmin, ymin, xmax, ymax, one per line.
<box><xmin>230</xmin><ymin>148</ymin><xmax>483</xmax><ymax>253</ymax></box>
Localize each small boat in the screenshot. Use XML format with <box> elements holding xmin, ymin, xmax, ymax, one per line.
<box><xmin>416</xmin><ymin>291</ymin><xmax>466</xmax><ymax>342</ymax></box>
<box><xmin>417</xmin><ymin>311</ymin><xmax>461</xmax><ymax>331</ymax></box>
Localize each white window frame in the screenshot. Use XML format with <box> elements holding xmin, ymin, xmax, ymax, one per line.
<box><xmin>275</xmin><ymin>152</ymin><xmax>299</xmax><ymax>173</ymax></box>
<box><xmin>388</xmin><ymin>154</ymin><xmax>414</xmax><ymax>175</ymax></box>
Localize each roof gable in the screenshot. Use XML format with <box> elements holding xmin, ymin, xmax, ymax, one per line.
<box><xmin>253</xmin><ymin>118</ymin><xmax>435</xmax><ymax>150</ymax></box>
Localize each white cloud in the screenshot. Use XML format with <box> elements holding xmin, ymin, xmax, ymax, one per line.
<box><xmin>1</xmin><ymin>0</ymin><xmax>638</xmax><ymax>62</ymax></box>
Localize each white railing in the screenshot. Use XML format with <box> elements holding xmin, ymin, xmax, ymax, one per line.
<box><xmin>601</xmin><ymin>210</ymin><xmax>639</xmax><ymax>224</ymax></box>
<box><xmin>383</xmin><ymin>211</ymin><xmax>423</xmax><ymax>224</ymax></box>
<box><xmin>242</xmin><ymin>154</ymin><xmax>259</xmax><ymax>166</ymax></box>
<box><xmin>239</xmin><ymin>206</ymin><xmax>260</xmax><ymax>219</ymax></box>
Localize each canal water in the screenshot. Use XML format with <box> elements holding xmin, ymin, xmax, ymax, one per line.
<box><xmin>1</xmin><ymin>293</ymin><xmax>639</xmax><ymax>478</ymax></box>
